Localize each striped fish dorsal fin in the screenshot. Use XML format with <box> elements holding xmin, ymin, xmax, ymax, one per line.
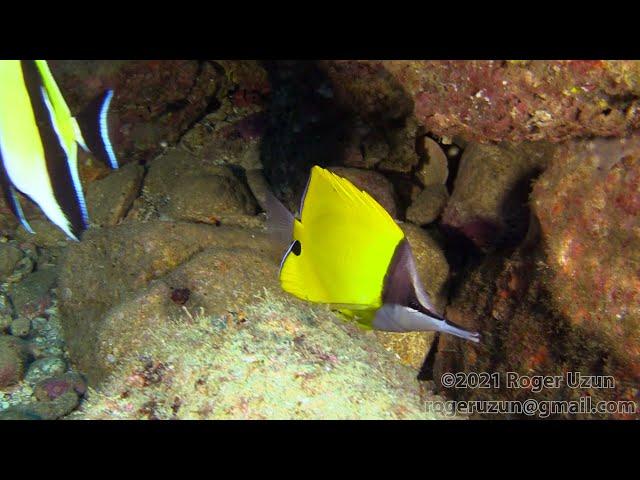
<box><xmin>33</xmin><ymin>60</ymin><xmax>78</xmax><ymax>157</ymax></box>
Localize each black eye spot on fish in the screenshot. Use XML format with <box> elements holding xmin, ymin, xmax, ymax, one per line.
<box><xmin>292</xmin><ymin>240</ymin><xmax>302</xmax><ymax>256</ymax></box>
<box><xmin>170</xmin><ymin>287</ymin><xmax>191</xmax><ymax>305</ymax></box>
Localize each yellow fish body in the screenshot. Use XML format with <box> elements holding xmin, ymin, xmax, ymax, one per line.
<box><xmin>0</xmin><ymin>60</ymin><xmax>118</xmax><ymax>240</ymax></box>
<box><xmin>267</xmin><ymin>166</ymin><xmax>480</xmax><ymax>342</ymax></box>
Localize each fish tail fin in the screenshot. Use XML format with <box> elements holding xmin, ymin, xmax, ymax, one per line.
<box><xmin>75</xmin><ymin>89</ymin><xmax>118</xmax><ymax>169</ymax></box>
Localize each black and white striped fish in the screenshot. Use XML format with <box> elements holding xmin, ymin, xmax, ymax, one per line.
<box><xmin>0</xmin><ymin>60</ymin><xmax>118</xmax><ymax>240</ymax></box>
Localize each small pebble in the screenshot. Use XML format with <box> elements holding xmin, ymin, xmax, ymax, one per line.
<box><xmin>447</xmin><ymin>145</ymin><xmax>461</xmax><ymax>158</ymax></box>
<box><xmin>0</xmin><ymin>336</ymin><xmax>31</xmax><ymax>387</ymax></box>
<box><xmin>35</xmin><ymin>372</ymin><xmax>87</xmax><ymax>401</ymax></box>
<box><xmin>24</xmin><ymin>357</ymin><xmax>67</xmax><ymax>385</ymax></box>
<box><xmin>406</xmin><ymin>184</ymin><xmax>450</xmax><ymax>226</ymax></box>
<box><xmin>10</xmin><ymin>317</ymin><xmax>31</xmax><ymax>338</ymax></box>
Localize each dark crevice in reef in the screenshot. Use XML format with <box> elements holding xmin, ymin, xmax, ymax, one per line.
<box><xmin>259</xmin><ymin>61</ymin><xmax>366</xmax><ymax>211</ymax></box>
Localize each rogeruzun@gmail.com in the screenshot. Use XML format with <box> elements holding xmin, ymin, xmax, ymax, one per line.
<box><xmin>425</xmin><ymin>397</ymin><xmax>638</xmax><ymax>418</ymax></box>
<box><xmin>440</xmin><ymin>371</ymin><xmax>616</xmax><ymax>393</ymax></box>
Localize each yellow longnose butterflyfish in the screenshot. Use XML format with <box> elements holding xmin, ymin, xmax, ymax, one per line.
<box><xmin>266</xmin><ymin>165</ymin><xmax>481</xmax><ymax>342</ymax></box>
<box><xmin>0</xmin><ymin>60</ymin><xmax>118</xmax><ymax>240</ymax></box>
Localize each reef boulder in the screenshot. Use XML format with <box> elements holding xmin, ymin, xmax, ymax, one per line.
<box><xmin>59</xmin><ymin>223</ymin><xmax>454</xmax><ymax>419</ymax></box>
<box><xmin>442</xmin><ymin>142</ymin><xmax>554</xmax><ymax>249</ymax></box>
<box><xmin>532</xmin><ymin>138</ymin><xmax>640</xmax><ymax>384</ymax></box>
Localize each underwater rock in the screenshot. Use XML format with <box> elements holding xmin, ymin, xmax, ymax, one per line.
<box><xmin>86</xmin><ymin>162</ymin><xmax>145</xmax><ymax>227</ymax></box>
<box><xmin>133</xmin><ymin>148</ymin><xmax>259</xmax><ymax>227</ymax></box>
<box><xmin>214</xmin><ymin>60</ymin><xmax>270</xmax><ymax>101</ymax></box>
<box><xmin>0</xmin><ymin>244</ymin><xmax>23</xmax><ymax>280</ymax></box>
<box><xmin>532</xmin><ymin>138</ymin><xmax>640</xmax><ymax>383</ymax></box>
<box><xmin>328</xmin><ymin>167</ymin><xmax>398</xmax><ymax>218</ymax></box>
<box><xmin>322</xmin><ymin>60</ymin><xmax>640</xmax><ymax>143</ymax></box>
<box><xmin>24</xmin><ymin>357</ymin><xmax>67</xmax><ymax>386</ymax></box>
<box><xmin>48</xmin><ymin>60</ymin><xmax>225</xmax><ymax>165</ymax></box>
<box><xmin>66</xmin><ymin>240</ymin><xmax>449</xmax><ymax>419</ymax></box>
<box><xmin>0</xmin><ymin>294</ymin><xmax>12</xmax><ymax>334</ymax></box>
<box><xmin>15</xmin><ymin>219</ymin><xmax>71</xmax><ymax>249</ymax></box>
<box><xmin>441</xmin><ymin>142</ymin><xmax>554</xmax><ymax>249</ymax></box>
<box><xmin>416</xmin><ymin>136</ymin><xmax>449</xmax><ymax>188</ymax></box>
<box><xmin>342</xmin><ymin>132</ymin><xmax>390</xmax><ymax>170</ymax></box>
<box><xmin>0</xmin><ymin>336</ymin><xmax>31</xmax><ymax>388</ymax></box>
<box><xmin>1</xmin><ymin>249</ymin><xmax>35</xmax><ymax>285</ymax></box>
<box><xmin>317</xmin><ymin>60</ymin><xmax>414</xmax><ymax>127</ymax></box>
<box><xmin>244</xmin><ymin>169</ymin><xmax>274</xmax><ymax>212</ymax></box>
<box><xmin>7</xmin><ymin>268</ymin><xmax>57</xmax><ymax>319</ymax></box>
<box><xmin>160</xmin><ymin>172</ymin><xmax>258</xmax><ymax>226</ymax></box>
<box><xmin>0</xmin><ymin>391</ymin><xmax>80</xmax><ymax>420</ymax></box>
<box><xmin>377</xmin><ymin>117</ymin><xmax>421</xmax><ymax>173</ymax></box>
<box><xmin>57</xmin><ymin>219</ymin><xmax>457</xmax><ymax>418</ymax></box>
<box><xmin>434</xmin><ymin>243</ymin><xmax>638</xmax><ymax>419</ymax></box>
<box><xmin>406</xmin><ymin>184</ymin><xmax>449</xmax><ymax>226</ymax></box>
<box><xmin>0</xmin><ymin>316</ymin><xmax>10</xmax><ymax>335</ymax></box>
<box><xmin>0</xmin><ymin>203</ymin><xmax>18</xmax><ymax>237</ymax></box>
<box><xmin>9</xmin><ymin>318</ymin><xmax>31</xmax><ymax>338</ymax></box>
<box><xmin>180</xmin><ymin>110</ymin><xmax>266</xmax><ymax>171</ymax></box>
<box><xmin>34</xmin><ymin>372</ymin><xmax>87</xmax><ymax>401</ymax></box>
<box><xmin>58</xmin><ymin>221</ymin><xmax>278</xmax><ymax>382</ymax></box>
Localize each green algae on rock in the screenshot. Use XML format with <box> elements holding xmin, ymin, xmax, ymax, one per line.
<box><xmin>57</xmin><ymin>220</ymin><xmax>458</xmax><ymax>418</ymax></box>
<box><xmin>71</xmin><ymin>292</ymin><xmax>450</xmax><ymax>420</ymax></box>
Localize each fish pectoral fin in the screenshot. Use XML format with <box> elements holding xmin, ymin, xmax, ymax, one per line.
<box><xmin>372</xmin><ymin>304</ymin><xmax>481</xmax><ymax>343</ymax></box>
<box><xmin>75</xmin><ymin>90</ymin><xmax>118</xmax><ymax>169</ymax></box>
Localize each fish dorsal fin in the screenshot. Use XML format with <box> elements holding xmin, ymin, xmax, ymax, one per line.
<box><xmin>279</xmin><ymin>166</ymin><xmax>404</xmax><ymax>307</ymax></box>
<box><xmin>34</xmin><ymin>60</ymin><xmax>77</xmax><ymax>157</ymax></box>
